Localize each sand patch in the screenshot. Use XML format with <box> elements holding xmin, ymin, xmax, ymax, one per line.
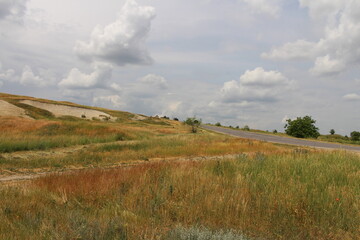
<box><xmin>20</xmin><ymin>100</ymin><xmax>114</xmax><ymax>121</ymax></box>
<box><xmin>0</xmin><ymin>100</ymin><xmax>32</xmax><ymax>119</ymax></box>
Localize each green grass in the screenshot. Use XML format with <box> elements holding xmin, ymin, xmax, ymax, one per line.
<box><xmin>1</xmin><ymin>151</ymin><xmax>358</xmax><ymax>239</ymax></box>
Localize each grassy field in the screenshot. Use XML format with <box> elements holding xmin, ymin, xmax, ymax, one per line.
<box><xmin>1</xmin><ymin>151</ymin><xmax>359</xmax><ymax>239</ymax></box>
<box><xmin>1</xmin><ymin>93</ymin><xmax>359</xmax><ymax>239</ymax></box>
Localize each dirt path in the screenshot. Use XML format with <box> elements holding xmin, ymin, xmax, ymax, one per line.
<box><xmin>202</xmin><ymin>125</ymin><xmax>360</xmax><ymax>152</ymax></box>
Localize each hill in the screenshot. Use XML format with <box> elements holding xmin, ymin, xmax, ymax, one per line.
<box><xmin>0</xmin><ymin>92</ymin><xmax>359</xmax><ymax>240</ymax></box>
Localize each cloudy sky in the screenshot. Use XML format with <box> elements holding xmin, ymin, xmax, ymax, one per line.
<box><xmin>0</xmin><ymin>0</ymin><xmax>359</xmax><ymax>135</ymax></box>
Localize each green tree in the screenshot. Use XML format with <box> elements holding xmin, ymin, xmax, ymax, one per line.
<box><xmin>284</xmin><ymin>116</ymin><xmax>320</xmax><ymax>138</ymax></box>
<box><xmin>350</xmin><ymin>131</ymin><xmax>360</xmax><ymax>141</ymax></box>
<box><xmin>330</xmin><ymin>129</ymin><xmax>335</xmax><ymax>135</ymax></box>
<box><xmin>184</xmin><ymin>117</ymin><xmax>202</xmax><ymax>133</ymax></box>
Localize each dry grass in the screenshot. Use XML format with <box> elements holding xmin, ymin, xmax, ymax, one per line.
<box><xmin>0</xmin><ymin>133</ymin><xmax>291</xmax><ymax>171</ymax></box>
<box><xmin>0</xmin><ymin>151</ymin><xmax>358</xmax><ymax>239</ymax></box>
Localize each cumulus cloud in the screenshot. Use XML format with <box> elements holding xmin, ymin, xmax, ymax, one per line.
<box><xmin>261</xmin><ymin>40</ymin><xmax>317</xmax><ymax>60</ymax></box>
<box><xmin>110</xmin><ymin>83</ymin><xmax>122</xmax><ymax>92</ymax></box>
<box><xmin>0</xmin><ymin>63</ymin><xmax>16</xmax><ymax>81</ymax></box>
<box><xmin>19</xmin><ymin>65</ymin><xmax>49</xmax><ymax>86</ymax></box>
<box><xmin>240</xmin><ymin>0</ymin><xmax>283</xmax><ymax>17</ymax></box>
<box><xmin>0</xmin><ymin>63</ymin><xmax>53</xmax><ymax>86</ymax></box>
<box><xmin>343</xmin><ymin>93</ymin><xmax>360</xmax><ymax>101</ymax></box>
<box><xmin>139</xmin><ymin>74</ymin><xmax>168</xmax><ymax>89</ymax></box>
<box><xmin>310</xmin><ymin>55</ymin><xmax>345</xmax><ymax>76</ymax></box>
<box><xmin>59</xmin><ymin>63</ymin><xmax>113</xmax><ymax>89</ymax></box>
<box><xmin>220</xmin><ymin>67</ymin><xmax>292</xmax><ymax>103</ymax></box>
<box><xmin>74</xmin><ymin>0</ymin><xmax>155</xmax><ymax>66</ymax></box>
<box><xmin>93</xmin><ymin>95</ymin><xmax>125</xmax><ymax>109</ymax></box>
<box><xmin>0</xmin><ymin>0</ymin><xmax>27</xmax><ymax>21</ymax></box>
<box><xmin>263</xmin><ymin>1</ymin><xmax>360</xmax><ymax>76</ymax></box>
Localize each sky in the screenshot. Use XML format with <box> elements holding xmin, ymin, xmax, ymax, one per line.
<box><xmin>0</xmin><ymin>0</ymin><xmax>359</xmax><ymax>135</ymax></box>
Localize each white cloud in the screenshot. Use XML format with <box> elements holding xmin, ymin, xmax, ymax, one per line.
<box><xmin>240</xmin><ymin>0</ymin><xmax>283</xmax><ymax>18</ymax></box>
<box><xmin>310</xmin><ymin>55</ymin><xmax>345</xmax><ymax>76</ymax></box>
<box><xmin>0</xmin><ymin>0</ymin><xmax>27</xmax><ymax>21</ymax></box>
<box><xmin>139</xmin><ymin>74</ymin><xmax>168</xmax><ymax>89</ymax></box>
<box><xmin>59</xmin><ymin>63</ymin><xmax>113</xmax><ymax>89</ymax></box>
<box><xmin>281</xmin><ymin>115</ymin><xmax>289</xmax><ymax>124</ymax></box>
<box><xmin>0</xmin><ymin>63</ymin><xmax>16</xmax><ymax>81</ymax></box>
<box><xmin>110</xmin><ymin>83</ymin><xmax>122</xmax><ymax>92</ymax></box>
<box><xmin>93</xmin><ymin>95</ymin><xmax>125</xmax><ymax>109</ymax></box>
<box><xmin>20</xmin><ymin>65</ymin><xmax>49</xmax><ymax>86</ymax></box>
<box><xmin>0</xmin><ymin>63</ymin><xmax>53</xmax><ymax>86</ymax></box>
<box><xmin>221</xmin><ymin>67</ymin><xmax>292</xmax><ymax>103</ymax></box>
<box><xmin>74</xmin><ymin>0</ymin><xmax>155</xmax><ymax>66</ymax></box>
<box><xmin>299</xmin><ymin>0</ymin><xmax>345</xmax><ymax>21</ymax></box>
<box><xmin>263</xmin><ymin>1</ymin><xmax>360</xmax><ymax>76</ymax></box>
<box><xmin>261</xmin><ymin>40</ymin><xmax>317</xmax><ymax>60</ymax></box>
<box><xmin>343</xmin><ymin>93</ymin><xmax>360</xmax><ymax>101</ymax></box>
<box><xmin>240</xmin><ymin>67</ymin><xmax>288</xmax><ymax>86</ymax></box>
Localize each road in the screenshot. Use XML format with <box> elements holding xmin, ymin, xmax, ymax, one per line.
<box><xmin>202</xmin><ymin>125</ymin><xmax>360</xmax><ymax>152</ymax></box>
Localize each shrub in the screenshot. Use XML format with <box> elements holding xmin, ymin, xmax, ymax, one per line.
<box><xmin>184</xmin><ymin>117</ymin><xmax>202</xmax><ymax>133</ymax></box>
<box><xmin>215</xmin><ymin>122</ymin><xmax>221</xmax><ymax>127</ymax></box>
<box><xmin>350</xmin><ymin>131</ymin><xmax>360</xmax><ymax>141</ymax></box>
<box><xmin>284</xmin><ymin>116</ymin><xmax>320</xmax><ymax>138</ymax></box>
<box><xmin>243</xmin><ymin>125</ymin><xmax>250</xmax><ymax>131</ymax></box>
<box><xmin>330</xmin><ymin>129</ymin><xmax>335</xmax><ymax>135</ymax></box>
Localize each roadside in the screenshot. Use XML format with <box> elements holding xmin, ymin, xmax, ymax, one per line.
<box><xmin>202</xmin><ymin>125</ymin><xmax>360</xmax><ymax>152</ymax></box>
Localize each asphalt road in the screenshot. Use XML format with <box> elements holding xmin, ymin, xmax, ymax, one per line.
<box><xmin>202</xmin><ymin>125</ymin><xmax>360</xmax><ymax>152</ymax></box>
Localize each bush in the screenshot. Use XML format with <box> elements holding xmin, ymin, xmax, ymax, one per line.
<box><xmin>184</xmin><ymin>117</ymin><xmax>202</xmax><ymax>133</ymax></box>
<box><xmin>215</xmin><ymin>122</ymin><xmax>221</xmax><ymax>127</ymax></box>
<box><xmin>284</xmin><ymin>116</ymin><xmax>319</xmax><ymax>138</ymax></box>
<box><xmin>243</xmin><ymin>125</ymin><xmax>250</xmax><ymax>131</ymax></box>
<box><xmin>330</xmin><ymin>129</ymin><xmax>335</xmax><ymax>135</ymax></box>
<box><xmin>350</xmin><ymin>131</ymin><xmax>360</xmax><ymax>141</ymax></box>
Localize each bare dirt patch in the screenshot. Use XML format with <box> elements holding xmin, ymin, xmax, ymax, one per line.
<box><xmin>0</xmin><ymin>100</ymin><xmax>32</xmax><ymax>119</ymax></box>
<box><xmin>20</xmin><ymin>100</ymin><xmax>114</xmax><ymax>121</ymax></box>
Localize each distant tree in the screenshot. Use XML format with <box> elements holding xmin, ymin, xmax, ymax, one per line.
<box><xmin>173</xmin><ymin>117</ymin><xmax>179</xmax><ymax>121</ymax></box>
<box><xmin>330</xmin><ymin>129</ymin><xmax>335</xmax><ymax>135</ymax></box>
<box><xmin>185</xmin><ymin>117</ymin><xmax>202</xmax><ymax>133</ymax></box>
<box><xmin>273</xmin><ymin>129</ymin><xmax>278</xmax><ymax>134</ymax></box>
<box><xmin>350</xmin><ymin>131</ymin><xmax>360</xmax><ymax>141</ymax></box>
<box><xmin>243</xmin><ymin>125</ymin><xmax>250</xmax><ymax>131</ymax></box>
<box><xmin>235</xmin><ymin>126</ymin><xmax>239</xmax><ymax>129</ymax></box>
<box><xmin>284</xmin><ymin>116</ymin><xmax>320</xmax><ymax>138</ymax></box>
<box><xmin>215</xmin><ymin>122</ymin><xmax>221</xmax><ymax>127</ymax></box>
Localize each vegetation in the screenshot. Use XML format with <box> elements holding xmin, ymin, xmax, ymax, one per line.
<box><xmin>330</xmin><ymin>129</ymin><xmax>335</xmax><ymax>135</ymax></box>
<box><xmin>1</xmin><ymin>93</ymin><xmax>359</xmax><ymax>240</ymax></box>
<box><xmin>184</xmin><ymin>117</ymin><xmax>202</xmax><ymax>133</ymax></box>
<box><xmin>284</xmin><ymin>116</ymin><xmax>320</xmax><ymax>138</ymax></box>
<box><xmin>243</xmin><ymin>125</ymin><xmax>250</xmax><ymax>131</ymax></box>
<box><xmin>1</xmin><ymin>151</ymin><xmax>358</xmax><ymax>239</ymax></box>
<box><xmin>350</xmin><ymin>131</ymin><xmax>360</xmax><ymax>141</ymax></box>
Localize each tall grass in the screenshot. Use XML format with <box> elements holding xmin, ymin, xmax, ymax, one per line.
<box><xmin>0</xmin><ymin>134</ymin><xmax>286</xmax><ymax>170</ymax></box>
<box><xmin>0</xmin><ymin>117</ymin><xmax>155</xmax><ymax>153</ymax></box>
<box><xmin>1</xmin><ymin>151</ymin><xmax>358</xmax><ymax>239</ymax></box>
